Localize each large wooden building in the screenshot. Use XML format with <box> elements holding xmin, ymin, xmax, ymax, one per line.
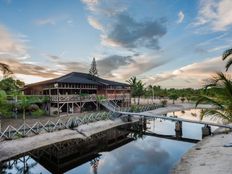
<box><xmin>24</xmin><ymin>72</ymin><xmax>131</xmax><ymax>115</ymax></box>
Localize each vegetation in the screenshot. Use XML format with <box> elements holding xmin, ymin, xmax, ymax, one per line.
<box><xmin>0</xmin><ymin>77</ymin><xmax>25</xmax><ymax>94</ymax></box>
<box><xmin>127</xmin><ymin>76</ymin><xmax>145</xmax><ymax>105</ymax></box>
<box><xmin>168</xmin><ymin>94</ymin><xmax>178</xmax><ymax>104</ymax></box>
<box><xmin>196</xmin><ymin>48</ymin><xmax>232</xmax><ymax>122</ymax></box>
<box><xmin>0</xmin><ymin>65</ymin><xmax>47</xmax><ymax>119</ymax></box>
<box><xmin>31</xmin><ymin>109</ymin><xmax>46</xmax><ymax>117</ymax></box>
<box><xmin>222</xmin><ymin>48</ymin><xmax>232</xmax><ymax>71</ymax></box>
<box><xmin>89</xmin><ymin>57</ymin><xmax>98</xmax><ymax>76</ymax></box>
<box><xmin>0</xmin><ymin>63</ymin><xmax>13</xmax><ymax>78</ymax></box>
<box><xmin>196</xmin><ymin>72</ymin><xmax>232</xmax><ymax>122</ymax></box>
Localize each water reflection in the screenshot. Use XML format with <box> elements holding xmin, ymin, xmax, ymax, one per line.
<box><xmin>1</xmin><ymin>109</ymin><xmax>211</xmax><ymax>174</ymax></box>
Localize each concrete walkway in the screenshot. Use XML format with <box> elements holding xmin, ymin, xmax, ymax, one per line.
<box><xmin>0</xmin><ymin>118</ymin><xmax>139</xmax><ymax>162</ymax></box>
<box><xmin>173</xmin><ymin>131</ymin><xmax>232</xmax><ymax>174</ymax></box>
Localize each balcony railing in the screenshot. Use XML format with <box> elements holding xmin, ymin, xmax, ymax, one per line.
<box><xmin>50</xmin><ymin>94</ymin><xmax>130</xmax><ymax>102</ymax></box>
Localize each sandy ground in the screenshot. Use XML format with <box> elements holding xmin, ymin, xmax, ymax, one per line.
<box><xmin>172</xmin><ymin>131</ymin><xmax>232</xmax><ymax>174</ymax></box>
<box><xmin>143</xmin><ymin>103</ymin><xmax>214</xmax><ymax>115</ymax></box>
<box><xmin>0</xmin><ymin>118</ymin><xmax>139</xmax><ymax>162</ymax></box>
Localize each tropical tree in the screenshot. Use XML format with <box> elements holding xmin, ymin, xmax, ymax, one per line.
<box><xmin>0</xmin><ymin>63</ymin><xmax>13</xmax><ymax>78</ymax></box>
<box><xmin>136</xmin><ymin>80</ymin><xmax>145</xmax><ymax>105</ymax></box>
<box><xmin>127</xmin><ymin>76</ymin><xmax>145</xmax><ymax>105</ymax></box>
<box><xmin>180</xmin><ymin>97</ymin><xmax>185</xmax><ymax>103</ymax></box>
<box><xmin>127</xmin><ymin>76</ymin><xmax>138</xmax><ymax>104</ymax></box>
<box><xmin>0</xmin><ymin>90</ymin><xmax>13</xmax><ymax>115</ymax></box>
<box><xmin>196</xmin><ymin>72</ymin><xmax>232</xmax><ymax>122</ymax></box>
<box><xmin>222</xmin><ymin>48</ymin><xmax>232</xmax><ymax>71</ymax></box>
<box><xmin>169</xmin><ymin>93</ymin><xmax>178</xmax><ymax>104</ymax></box>
<box><xmin>89</xmin><ymin>57</ymin><xmax>98</xmax><ymax>76</ymax></box>
<box><xmin>17</xmin><ymin>95</ymin><xmax>42</xmax><ymax>123</ymax></box>
<box><xmin>0</xmin><ymin>77</ymin><xmax>24</xmax><ymax>94</ymax></box>
<box><xmin>147</xmin><ymin>85</ymin><xmax>154</xmax><ymax>99</ymax></box>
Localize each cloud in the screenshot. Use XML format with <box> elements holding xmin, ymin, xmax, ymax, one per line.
<box><xmin>82</xmin><ymin>0</ymin><xmax>167</xmax><ymax>50</ymax></box>
<box><xmin>194</xmin><ymin>0</ymin><xmax>232</xmax><ymax>31</ymax></box>
<box><xmin>97</xmin><ymin>55</ymin><xmax>135</xmax><ymax>76</ymax></box>
<box><xmin>44</xmin><ymin>53</ymin><xmax>167</xmax><ymax>82</ymax></box>
<box><xmin>0</xmin><ymin>25</ymin><xmax>27</xmax><ymax>58</ymax></box>
<box><xmin>87</xmin><ymin>16</ymin><xmax>104</xmax><ymax>31</ymax></box>
<box><xmin>45</xmin><ymin>54</ymin><xmax>89</xmax><ymax>73</ymax></box>
<box><xmin>177</xmin><ymin>11</ymin><xmax>184</xmax><ymax>24</ymax></box>
<box><xmin>109</xmin><ymin>54</ymin><xmax>167</xmax><ymax>80</ymax></box>
<box><xmin>35</xmin><ymin>15</ymin><xmax>72</xmax><ymax>26</ymax></box>
<box><xmin>103</xmin><ymin>13</ymin><xmax>167</xmax><ymax>49</ymax></box>
<box><xmin>81</xmin><ymin>0</ymin><xmax>126</xmax><ymax>16</ymax></box>
<box><xmin>0</xmin><ymin>57</ymin><xmax>59</xmax><ymax>79</ymax></box>
<box><xmin>99</xmin><ymin>139</ymin><xmax>172</xmax><ymax>174</ymax></box>
<box><xmin>145</xmin><ymin>56</ymin><xmax>231</xmax><ymax>88</ymax></box>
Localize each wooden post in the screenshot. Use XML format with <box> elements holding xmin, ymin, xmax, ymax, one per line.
<box><xmin>49</xmin><ymin>87</ymin><xmax>51</xmax><ymax>116</ymax></box>
<box><xmin>58</xmin><ymin>88</ymin><xmax>60</xmax><ymax>117</ymax></box>
<box><xmin>72</xmin><ymin>102</ymin><xmax>74</xmax><ymax>114</ymax></box>
<box><xmin>202</xmin><ymin>125</ymin><xmax>211</xmax><ymax>138</ymax></box>
<box><xmin>175</xmin><ymin>121</ymin><xmax>182</xmax><ymax>138</ymax></box>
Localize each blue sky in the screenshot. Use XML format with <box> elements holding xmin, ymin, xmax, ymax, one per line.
<box><xmin>0</xmin><ymin>0</ymin><xmax>231</xmax><ymax>88</ymax></box>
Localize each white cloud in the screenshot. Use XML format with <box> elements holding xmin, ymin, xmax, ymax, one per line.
<box><xmin>144</xmin><ymin>57</ymin><xmax>231</xmax><ymax>88</ymax></box>
<box><xmin>177</xmin><ymin>11</ymin><xmax>184</xmax><ymax>24</ymax></box>
<box><xmin>87</xmin><ymin>16</ymin><xmax>104</xmax><ymax>31</ymax></box>
<box><xmin>194</xmin><ymin>0</ymin><xmax>232</xmax><ymax>31</ymax></box>
<box><xmin>0</xmin><ymin>25</ymin><xmax>27</xmax><ymax>59</ymax></box>
<box><xmin>35</xmin><ymin>15</ymin><xmax>72</xmax><ymax>26</ymax></box>
<box><xmin>109</xmin><ymin>54</ymin><xmax>167</xmax><ymax>81</ymax></box>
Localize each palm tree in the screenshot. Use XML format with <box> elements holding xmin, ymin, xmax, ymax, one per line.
<box><xmin>222</xmin><ymin>48</ymin><xmax>232</xmax><ymax>71</ymax></box>
<box><xmin>136</xmin><ymin>80</ymin><xmax>145</xmax><ymax>105</ymax></box>
<box><xmin>148</xmin><ymin>85</ymin><xmax>154</xmax><ymax>103</ymax></box>
<box><xmin>169</xmin><ymin>94</ymin><xmax>178</xmax><ymax>104</ymax></box>
<box><xmin>127</xmin><ymin>76</ymin><xmax>138</xmax><ymax>104</ymax></box>
<box><xmin>0</xmin><ymin>63</ymin><xmax>13</xmax><ymax>77</ymax></box>
<box><xmin>126</xmin><ymin>77</ymin><xmax>145</xmax><ymax>105</ymax></box>
<box><xmin>196</xmin><ymin>72</ymin><xmax>232</xmax><ymax>122</ymax></box>
<box><xmin>0</xmin><ymin>90</ymin><xmax>7</xmax><ymax>131</ymax></box>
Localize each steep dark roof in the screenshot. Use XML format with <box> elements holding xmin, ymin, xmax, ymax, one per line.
<box><xmin>25</xmin><ymin>72</ymin><xmax>129</xmax><ymax>88</ymax></box>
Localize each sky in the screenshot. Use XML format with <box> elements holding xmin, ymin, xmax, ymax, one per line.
<box><xmin>0</xmin><ymin>0</ymin><xmax>232</xmax><ymax>88</ymax></box>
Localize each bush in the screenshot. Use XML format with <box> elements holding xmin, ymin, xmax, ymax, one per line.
<box><xmin>53</xmin><ymin>110</ymin><xmax>58</xmax><ymax>115</ymax></box>
<box><xmin>160</xmin><ymin>100</ymin><xmax>167</xmax><ymax>107</ymax></box>
<box><xmin>31</xmin><ymin>109</ymin><xmax>46</xmax><ymax>117</ymax></box>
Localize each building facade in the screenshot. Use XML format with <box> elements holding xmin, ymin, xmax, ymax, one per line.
<box><xmin>24</xmin><ymin>72</ymin><xmax>131</xmax><ymax>115</ymax></box>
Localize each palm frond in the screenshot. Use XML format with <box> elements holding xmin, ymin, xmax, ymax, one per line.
<box><xmin>222</xmin><ymin>48</ymin><xmax>232</xmax><ymax>60</ymax></box>
<box><xmin>200</xmin><ymin>109</ymin><xmax>232</xmax><ymax>122</ymax></box>
<box><xmin>0</xmin><ymin>63</ymin><xmax>13</xmax><ymax>76</ymax></box>
<box><xmin>195</xmin><ymin>95</ymin><xmax>224</xmax><ymax>109</ymax></box>
<box><xmin>225</xmin><ymin>58</ymin><xmax>232</xmax><ymax>71</ymax></box>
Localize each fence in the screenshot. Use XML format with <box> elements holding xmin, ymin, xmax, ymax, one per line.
<box><xmin>0</xmin><ymin>104</ymin><xmax>163</xmax><ymax>141</ymax></box>
<box><xmin>0</xmin><ymin>112</ymin><xmax>113</xmax><ymax>140</ymax></box>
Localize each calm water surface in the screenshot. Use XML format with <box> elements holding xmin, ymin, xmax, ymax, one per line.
<box><xmin>1</xmin><ymin>109</ymin><xmax>217</xmax><ymax>174</ymax></box>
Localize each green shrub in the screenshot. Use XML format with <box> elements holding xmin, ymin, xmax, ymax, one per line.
<box><xmin>31</xmin><ymin>109</ymin><xmax>46</xmax><ymax>117</ymax></box>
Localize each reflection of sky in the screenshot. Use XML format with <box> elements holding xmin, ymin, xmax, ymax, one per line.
<box><xmin>4</xmin><ymin>156</ymin><xmax>50</xmax><ymax>174</ymax></box>
<box><xmin>4</xmin><ymin>109</ymin><xmax>213</xmax><ymax>174</ymax></box>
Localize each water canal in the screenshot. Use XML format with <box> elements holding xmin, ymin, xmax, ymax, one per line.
<box><xmin>0</xmin><ymin>109</ymin><xmax>218</xmax><ymax>174</ymax></box>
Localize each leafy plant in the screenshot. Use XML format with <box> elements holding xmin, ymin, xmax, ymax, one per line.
<box><xmin>31</xmin><ymin>109</ymin><xmax>45</xmax><ymax>117</ymax></box>
<box><xmin>196</xmin><ymin>72</ymin><xmax>232</xmax><ymax>122</ymax></box>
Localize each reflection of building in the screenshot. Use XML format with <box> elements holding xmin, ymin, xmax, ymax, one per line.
<box><xmin>29</xmin><ymin>126</ymin><xmax>136</xmax><ymax>174</ymax></box>
<box><xmin>24</xmin><ymin>72</ymin><xmax>131</xmax><ymax>115</ymax></box>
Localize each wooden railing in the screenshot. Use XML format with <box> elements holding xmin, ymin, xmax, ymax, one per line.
<box><xmin>50</xmin><ymin>94</ymin><xmax>130</xmax><ymax>102</ymax></box>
